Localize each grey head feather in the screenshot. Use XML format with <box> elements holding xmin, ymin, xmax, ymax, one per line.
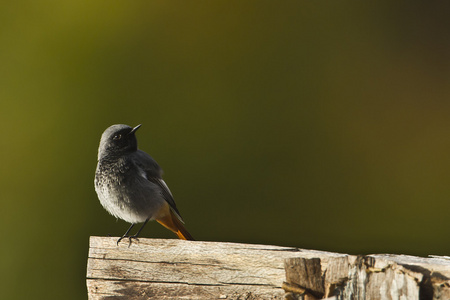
<box><xmin>97</xmin><ymin>124</ymin><xmax>139</xmax><ymax>161</ymax></box>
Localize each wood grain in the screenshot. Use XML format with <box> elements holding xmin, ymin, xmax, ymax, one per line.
<box><xmin>87</xmin><ymin>236</ymin><xmax>337</xmax><ymax>299</ymax></box>
<box><xmin>284</xmin><ymin>254</ymin><xmax>450</xmax><ymax>300</ymax></box>
<box><xmin>86</xmin><ymin>236</ymin><xmax>450</xmax><ymax>299</ymax></box>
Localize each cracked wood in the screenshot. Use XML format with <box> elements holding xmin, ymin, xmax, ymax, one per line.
<box><xmin>86</xmin><ymin>236</ymin><xmax>338</xmax><ymax>299</ymax></box>
<box><xmin>87</xmin><ymin>237</ymin><xmax>450</xmax><ymax>300</ymax></box>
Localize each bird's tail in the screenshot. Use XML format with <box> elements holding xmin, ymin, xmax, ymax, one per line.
<box><xmin>155</xmin><ymin>204</ymin><xmax>195</xmax><ymax>241</ymax></box>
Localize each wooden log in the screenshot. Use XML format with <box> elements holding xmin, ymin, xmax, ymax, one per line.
<box><xmin>86</xmin><ymin>236</ymin><xmax>339</xmax><ymax>299</ymax></box>
<box><xmin>86</xmin><ymin>236</ymin><xmax>450</xmax><ymax>299</ymax></box>
<box><xmin>284</xmin><ymin>254</ymin><xmax>450</xmax><ymax>300</ymax></box>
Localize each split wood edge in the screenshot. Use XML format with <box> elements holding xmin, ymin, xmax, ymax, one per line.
<box><xmin>87</xmin><ymin>237</ymin><xmax>450</xmax><ymax>300</ymax></box>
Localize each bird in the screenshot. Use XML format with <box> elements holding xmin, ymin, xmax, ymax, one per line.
<box><xmin>94</xmin><ymin>124</ymin><xmax>194</xmax><ymax>246</ymax></box>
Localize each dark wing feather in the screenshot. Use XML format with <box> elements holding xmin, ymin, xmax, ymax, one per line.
<box><xmin>132</xmin><ymin>150</ymin><xmax>184</xmax><ymax>222</ymax></box>
<box><xmin>147</xmin><ymin>176</ymin><xmax>184</xmax><ymax>222</ymax></box>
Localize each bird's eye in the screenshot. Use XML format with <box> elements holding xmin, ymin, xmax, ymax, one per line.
<box><xmin>113</xmin><ymin>134</ymin><xmax>122</xmax><ymax>140</ymax></box>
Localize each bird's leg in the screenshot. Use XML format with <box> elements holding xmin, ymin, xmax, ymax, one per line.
<box><xmin>131</xmin><ymin>218</ymin><xmax>150</xmax><ymax>238</ymax></box>
<box><xmin>117</xmin><ymin>223</ymin><xmax>135</xmax><ymax>246</ymax></box>
<box><xmin>126</xmin><ymin>218</ymin><xmax>150</xmax><ymax>247</ymax></box>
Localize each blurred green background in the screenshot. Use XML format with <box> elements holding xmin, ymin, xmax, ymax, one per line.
<box><xmin>1</xmin><ymin>1</ymin><xmax>449</xmax><ymax>299</ymax></box>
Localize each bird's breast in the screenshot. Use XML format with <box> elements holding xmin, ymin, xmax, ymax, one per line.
<box><xmin>95</xmin><ymin>160</ymin><xmax>165</xmax><ymax>223</ymax></box>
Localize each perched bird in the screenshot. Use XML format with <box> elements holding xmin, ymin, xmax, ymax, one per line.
<box><xmin>94</xmin><ymin>124</ymin><xmax>194</xmax><ymax>246</ymax></box>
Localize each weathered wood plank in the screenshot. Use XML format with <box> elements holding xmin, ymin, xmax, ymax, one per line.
<box><xmin>86</xmin><ymin>236</ymin><xmax>339</xmax><ymax>299</ymax></box>
<box><xmin>87</xmin><ymin>236</ymin><xmax>450</xmax><ymax>299</ymax></box>
<box><xmin>284</xmin><ymin>254</ymin><xmax>450</xmax><ymax>300</ymax></box>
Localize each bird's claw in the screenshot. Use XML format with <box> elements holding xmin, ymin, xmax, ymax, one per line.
<box><xmin>117</xmin><ymin>235</ymin><xmax>139</xmax><ymax>247</ymax></box>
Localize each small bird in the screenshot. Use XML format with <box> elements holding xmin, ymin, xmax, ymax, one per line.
<box><xmin>94</xmin><ymin>124</ymin><xmax>194</xmax><ymax>246</ymax></box>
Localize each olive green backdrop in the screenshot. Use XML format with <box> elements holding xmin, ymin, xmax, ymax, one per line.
<box><xmin>1</xmin><ymin>1</ymin><xmax>449</xmax><ymax>299</ymax></box>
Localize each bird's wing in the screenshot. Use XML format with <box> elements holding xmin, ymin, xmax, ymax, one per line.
<box><xmin>146</xmin><ymin>176</ymin><xmax>184</xmax><ymax>223</ymax></box>
<box><xmin>133</xmin><ymin>150</ymin><xmax>184</xmax><ymax>222</ymax></box>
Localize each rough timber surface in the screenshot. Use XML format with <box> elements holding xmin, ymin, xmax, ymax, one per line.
<box><xmin>87</xmin><ymin>237</ymin><xmax>450</xmax><ymax>300</ymax></box>
<box><xmin>284</xmin><ymin>254</ymin><xmax>450</xmax><ymax>300</ymax></box>
<box><xmin>86</xmin><ymin>236</ymin><xmax>338</xmax><ymax>299</ymax></box>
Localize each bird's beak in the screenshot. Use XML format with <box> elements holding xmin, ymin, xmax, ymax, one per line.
<box><xmin>129</xmin><ymin>124</ymin><xmax>142</xmax><ymax>135</ymax></box>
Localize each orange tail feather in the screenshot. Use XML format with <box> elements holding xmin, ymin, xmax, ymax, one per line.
<box><xmin>155</xmin><ymin>206</ymin><xmax>195</xmax><ymax>241</ymax></box>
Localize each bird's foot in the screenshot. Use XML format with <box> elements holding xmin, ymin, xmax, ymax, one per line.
<box><xmin>117</xmin><ymin>235</ymin><xmax>139</xmax><ymax>247</ymax></box>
